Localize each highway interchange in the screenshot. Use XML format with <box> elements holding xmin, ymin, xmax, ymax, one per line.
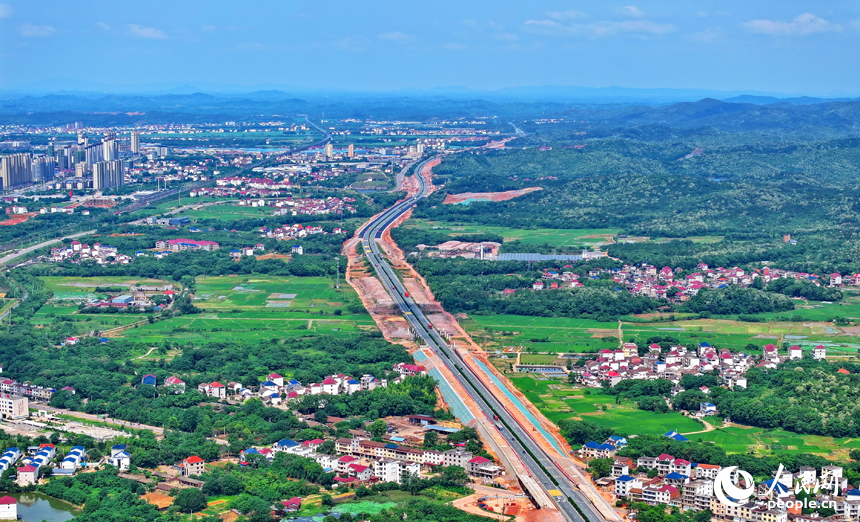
<box><xmin>358</xmin><ymin>156</ymin><xmax>606</xmax><ymax>522</ymax></box>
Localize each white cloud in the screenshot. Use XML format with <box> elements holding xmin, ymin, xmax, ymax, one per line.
<box><xmin>618</xmin><ymin>6</ymin><xmax>645</xmax><ymax>18</ymax></box>
<box><xmin>377</xmin><ymin>31</ymin><xmax>415</xmax><ymax>41</ymax></box>
<box><xmin>742</xmin><ymin>13</ymin><xmax>841</xmax><ymax>37</ymax></box>
<box><xmin>495</xmin><ymin>32</ymin><xmax>519</xmax><ymax>41</ymax></box>
<box><xmin>20</xmin><ymin>23</ymin><xmax>56</xmax><ymax>37</ymax></box>
<box><xmin>96</xmin><ymin>21</ymin><xmax>110</xmax><ymax>30</ymax></box>
<box><xmin>597</xmin><ymin>20</ymin><xmax>675</xmax><ymax>36</ymax></box>
<box><xmin>688</xmin><ymin>27</ymin><xmax>724</xmax><ymax>42</ymax></box>
<box><xmin>0</xmin><ymin>3</ymin><xmax>12</xmax><ymax>19</ymax></box>
<box><xmin>443</xmin><ymin>42</ymin><xmax>468</xmax><ymax>51</ymax></box>
<box><xmin>127</xmin><ymin>24</ymin><xmax>167</xmax><ymax>39</ymax></box>
<box><xmin>548</xmin><ymin>9</ymin><xmax>587</xmax><ymax>20</ymax></box>
<box><xmin>201</xmin><ymin>25</ymin><xmax>217</xmax><ymax>32</ymax></box>
<box><xmin>524</xmin><ymin>18</ymin><xmax>675</xmax><ymax>37</ymax></box>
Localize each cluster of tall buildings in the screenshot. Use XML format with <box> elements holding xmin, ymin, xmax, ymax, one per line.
<box><xmin>0</xmin><ymin>130</ymin><xmax>145</xmax><ymax>191</ymax></box>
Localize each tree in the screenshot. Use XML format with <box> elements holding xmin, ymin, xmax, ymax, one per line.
<box><xmin>588</xmin><ymin>457</ymin><xmax>613</xmax><ymax>479</ymax></box>
<box><xmin>424</xmin><ymin>431</ymin><xmax>439</xmax><ymax>448</ymax></box>
<box><xmin>173</xmin><ymin>488</ymin><xmax>207</xmax><ymax>513</ymax></box>
<box><xmin>368</xmin><ymin>419</ymin><xmax>388</xmax><ymax>438</ymax></box>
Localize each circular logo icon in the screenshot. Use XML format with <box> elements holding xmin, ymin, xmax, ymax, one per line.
<box><xmin>714</xmin><ymin>466</ymin><xmax>755</xmax><ymax>507</ymax></box>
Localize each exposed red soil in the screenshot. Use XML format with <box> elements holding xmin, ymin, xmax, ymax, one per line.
<box><xmin>0</xmin><ymin>212</ymin><xmax>37</xmax><ymax>226</ymax></box>
<box><xmin>443</xmin><ymin>187</ymin><xmax>543</xmax><ymax>204</ymax></box>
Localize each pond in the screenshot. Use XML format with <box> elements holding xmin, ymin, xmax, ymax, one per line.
<box><xmin>5</xmin><ymin>492</ymin><xmax>79</xmax><ymax>522</ymax></box>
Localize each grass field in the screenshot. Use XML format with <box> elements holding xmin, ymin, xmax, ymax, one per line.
<box><xmin>463</xmin><ymin>314</ymin><xmax>619</xmax><ymax>353</ymax></box>
<box><xmin>175</xmin><ymin>203</ymin><xmax>271</xmax><ymax>221</ymax></box>
<box><xmin>35</xmin><ymin>276</ymin><xmax>171</xmax><ymax>335</ymax></box>
<box><xmin>506</xmin><ymin>373</ymin><xmax>860</xmax><ymax>458</ymax></box>
<box><xmin>507</xmin><ymin>374</ymin><xmax>702</xmax><ymax>433</ymax></box>
<box><xmin>121</xmin><ymin>274</ymin><xmax>376</xmax><ymax>343</ymax></box>
<box><xmin>403</xmin><ymin>219</ymin><xmax>620</xmax><ymax>250</ymax></box>
<box><xmin>40</xmin><ymin>276</ymin><xmax>176</xmax><ymax>295</ymax></box>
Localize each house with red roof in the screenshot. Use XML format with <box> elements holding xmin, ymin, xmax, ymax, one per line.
<box><xmin>179</xmin><ymin>456</ymin><xmax>205</xmax><ymax>477</ymax></box>
<box><xmin>164</xmin><ymin>376</ymin><xmax>185</xmax><ymax>394</ymax></box>
<box><xmin>393</xmin><ymin>362</ymin><xmax>427</xmax><ymax>377</ymax></box>
<box><xmin>280</xmin><ymin>497</ymin><xmax>302</xmax><ymax>513</ymax></box>
<box><xmin>0</xmin><ymin>495</ymin><xmax>16</xmax><ymax>519</ymax></box>
<box><xmin>17</xmin><ymin>464</ymin><xmax>38</xmax><ymax>485</ymax></box>
<box><xmin>198</xmin><ymin>382</ymin><xmax>226</xmax><ymax>399</ymax></box>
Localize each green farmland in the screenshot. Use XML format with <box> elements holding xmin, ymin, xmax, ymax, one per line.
<box><xmin>122</xmin><ymin>274</ymin><xmax>376</xmax><ymax>343</ymax></box>
<box><xmin>463</xmin><ymin>314</ymin><xmax>620</xmax><ymax>353</ymax></box>
<box><xmin>507</xmin><ymin>374</ymin><xmax>702</xmax><ymax>433</ymax></box>
<box><xmin>402</xmin><ymin>219</ymin><xmax>619</xmax><ymax>250</ymax></box>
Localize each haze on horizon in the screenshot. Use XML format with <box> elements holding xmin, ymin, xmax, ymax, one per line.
<box><xmin>1</xmin><ymin>0</ymin><xmax>858</xmax><ymax>96</ymax></box>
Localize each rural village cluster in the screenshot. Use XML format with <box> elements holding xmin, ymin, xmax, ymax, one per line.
<box><xmin>0</xmin><ymin>114</ymin><xmax>857</xmax><ymax>522</ymax></box>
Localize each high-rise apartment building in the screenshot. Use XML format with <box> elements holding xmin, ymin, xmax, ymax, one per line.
<box><xmin>102</xmin><ymin>133</ymin><xmax>117</xmax><ymax>161</ymax></box>
<box><xmin>31</xmin><ymin>157</ymin><xmax>55</xmax><ymax>183</ymax></box>
<box><xmin>325</xmin><ymin>143</ymin><xmax>333</xmax><ymax>158</ymax></box>
<box><xmin>131</xmin><ymin>131</ymin><xmax>140</xmax><ymax>154</ymax></box>
<box><xmin>348</xmin><ymin>143</ymin><xmax>354</xmax><ymax>158</ymax></box>
<box><xmin>0</xmin><ymin>153</ymin><xmax>33</xmax><ymax>190</ymax></box>
<box><xmin>93</xmin><ymin>159</ymin><xmax>124</xmax><ymax>191</ymax></box>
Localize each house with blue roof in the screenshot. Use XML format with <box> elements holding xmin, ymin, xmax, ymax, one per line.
<box><xmin>110</xmin><ymin>444</ymin><xmax>127</xmax><ymax>458</ymax></box>
<box><xmin>700</xmin><ymin>403</ymin><xmax>718</xmax><ymax>415</ymax></box>
<box><xmin>762</xmin><ymin>478</ymin><xmax>790</xmax><ymax>498</ymax></box>
<box><xmin>580</xmin><ymin>441</ymin><xmax>617</xmax><ymax>459</ymax></box>
<box><xmin>664</xmin><ymin>472</ymin><xmax>690</xmax><ymax>485</ymax></box>
<box><xmin>110</xmin><ymin>450</ymin><xmax>130</xmax><ymax>471</ymax></box>
<box><xmin>664</xmin><ymin>431</ymin><xmax>689</xmax><ymax>442</ymax></box>
<box><xmin>141</xmin><ymin>374</ymin><xmax>157</xmax><ymax>386</ymax></box>
<box><xmin>272</xmin><ymin>439</ymin><xmax>301</xmax><ymax>454</ymax></box>
<box><xmin>615</xmin><ymin>475</ymin><xmax>643</xmax><ymax>497</ymax></box>
<box><xmin>260</xmin><ymin>380</ymin><xmax>278</xmax><ymax>392</ymax></box>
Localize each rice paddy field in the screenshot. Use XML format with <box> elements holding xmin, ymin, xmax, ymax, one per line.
<box><xmin>174</xmin><ymin>203</ymin><xmax>271</xmax><ymax>221</ymax></box>
<box><xmin>463</xmin><ymin>315</ymin><xmax>620</xmax><ymax>354</ymax></box>
<box><xmin>505</xmin><ymin>373</ymin><xmax>860</xmax><ymax>459</ymax></box>
<box><xmin>507</xmin><ymin>374</ymin><xmax>702</xmax><ymax>433</ymax></box>
<box><xmin>33</xmin><ymin>276</ymin><xmax>173</xmax><ymax>335</ymax></box>
<box><xmin>463</xmin><ymin>296</ymin><xmax>860</xmax><ymax>356</ymax></box>
<box><xmin>122</xmin><ymin>274</ymin><xmax>376</xmax><ymax>343</ymax></box>
<box><xmin>402</xmin><ymin>219</ymin><xmax>620</xmax><ymax>250</ymax></box>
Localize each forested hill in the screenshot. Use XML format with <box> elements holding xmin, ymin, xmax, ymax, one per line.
<box><xmin>413</xmin><ymin>133</ymin><xmax>860</xmax><ymax>273</ymax></box>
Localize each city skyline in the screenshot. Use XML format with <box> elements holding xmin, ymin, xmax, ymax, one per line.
<box><xmin>1</xmin><ymin>1</ymin><xmax>859</xmax><ymax>96</ymax></box>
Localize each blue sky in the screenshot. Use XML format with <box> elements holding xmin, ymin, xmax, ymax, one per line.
<box><xmin>1</xmin><ymin>1</ymin><xmax>858</xmax><ymax>95</ymax></box>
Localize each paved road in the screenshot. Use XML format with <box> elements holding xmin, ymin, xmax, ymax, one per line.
<box><xmin>0</xmin><ymin>229</ymin><xmax>96</xmax><ymax>266</ymax></box>
<box><xmin>358</xmin><ymin>158</ymin><xmax>600</xmax><ymax>522</ymax></box>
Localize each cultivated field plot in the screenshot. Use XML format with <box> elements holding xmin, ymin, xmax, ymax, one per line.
<box><xmin>463</xmin><ymin>314</ymin><xmax>620</xmax><ymax>353</ymax></box>
<box><xmin>621</xmin><ymin>314</ymin><xmax>860</xmax><ymax>355</ymax></box>
<box><xmin>176</xmin><ymin>204</ymin><xmax>271</xmax><ymax>221</ymax></box>
<box><xmin>122</xmin><ymin>313</ymin><xmax>374</xmax><ymax>344</ymax></box>
<box><xmin>40</xmin><ymin>276</ymin><xmax>175</xmax><ymax>295</ymax></box>
<box><xmin>194</xmin><ymin>275</ymin><xmax>346</xmax><ymax>310</ymax></box>
<box><xmin>507</xmin><ymin>375</ymin><xmax>702</xmax><ymax>434</ymax></box>
<box><xmin>34</xmin><ymin>276</ymin><xmax>170</xmax><ymax>334</ymax></box>
<box><xmin>120</xmin><ymin>275</ymin><xmax>376</xmax><ymax>343</ymax></box>
<box><xmin>403</xmin><ymin>219</ymin><xmax>620</xmax><ymax>249</ymax></box>
<box><xmin>694</xmin><ymin>426</ymin><xmax>860</xmax><ymax>458</ymax></box>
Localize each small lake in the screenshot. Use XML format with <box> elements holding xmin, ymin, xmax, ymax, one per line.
<box><xmin>5</xmin><ymin>492</ymin><xmax>79</xmax><ymax>521</ymax></box>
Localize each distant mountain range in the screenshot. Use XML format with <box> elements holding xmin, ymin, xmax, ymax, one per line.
<box><xmin>0</xmin><ymin>88</ymin><xmax>857</xmax><ymax>133</ymax></box>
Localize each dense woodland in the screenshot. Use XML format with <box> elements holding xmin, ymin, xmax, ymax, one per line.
<box><xmin>413</xmin><ymin>131</ymin><xmax>860</xmax><ymax>274</ymax></box>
